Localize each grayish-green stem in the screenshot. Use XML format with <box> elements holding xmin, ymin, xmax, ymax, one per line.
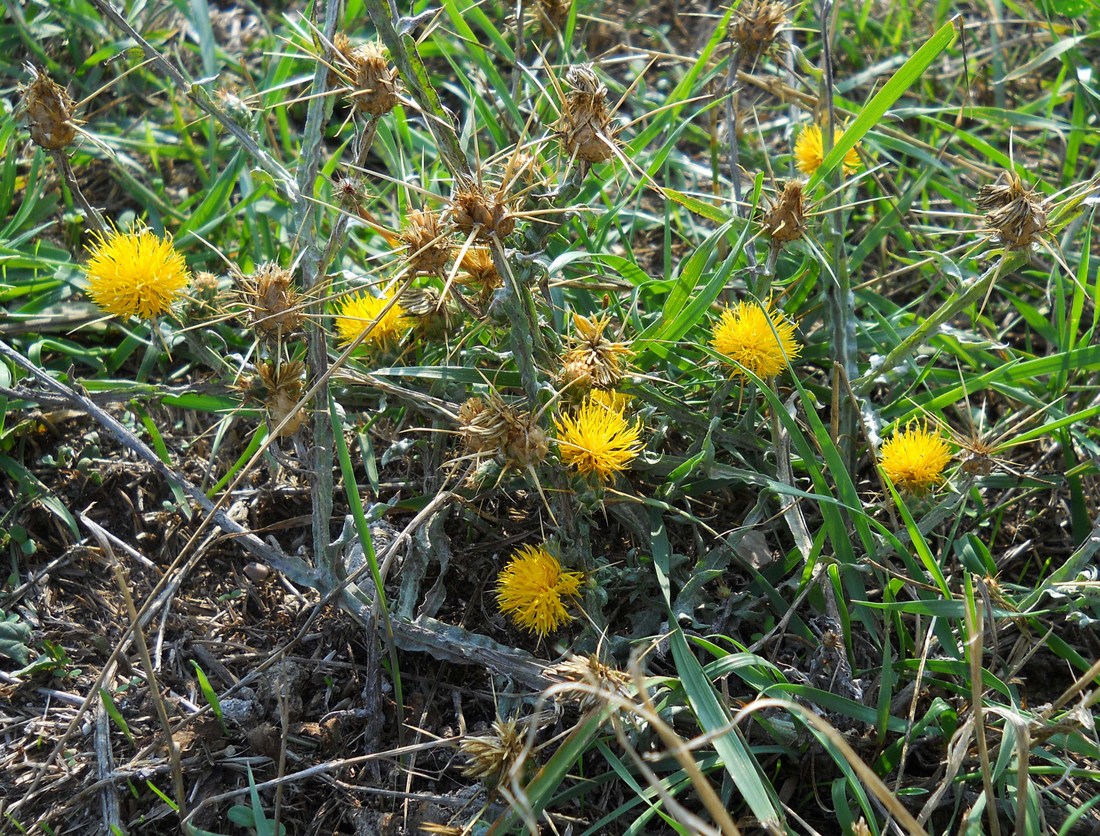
<box><xmin>51</xmin><ymin>149</ymin><xmax>107</xmax><ymax>235</ymax></box>
<box><xmin>293</xmin><ymin>0</ymin><xmax>341</xmax><ymax>585</ymax></box>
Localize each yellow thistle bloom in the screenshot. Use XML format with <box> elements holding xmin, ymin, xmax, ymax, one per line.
<box><xmin>84</xmin><ymin>227</ymin><xmax>190</xmax><ymax>319</ymax></box>
<box><xmin>495</xmin><ymin>544</ymin><xmax>584</xmax><ymax>638</ymax></box>
<box><xmin>879</xmin><ymin>423</ymin><xmax>952</xmax><ymax>494</ymax></box>
<box><xmin>588</xmin><ymin>389</ymin><xmax>631</xmax><ymax>413</ymax></box>
<box><xmin>710</xmin><ymin>301</ymin><xmax>801</xmax><ymax>379</ymax></box>
<box><xmin>554</xmin><ymin>395</ymin><xmax>642</xmax><ymax>481</ymax></box>
<box><xmin>794</xmin><ymin>123</ymin><xmax>861</xmax><ymax>177</ymax></box>
<box><xmin>334</xmin><ymin>289</ymin><xmax>410</xmax><ymax>348</ymax></box>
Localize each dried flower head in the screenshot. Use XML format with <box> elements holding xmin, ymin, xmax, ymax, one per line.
<box><xmin>400</xmin><ymin>286</ymin><xmax>461</xmax><ymax>338</ymax></box>
<box><xmin>458</xmin><ymin>248</ymin><xmax>502</xmax><ymax>295</ymax></box>
<box><xmin>237</xmin><ymin>262</ymin><xmax>304</xmax><ymax>341</ymax></box>
<box><xmin>879</xmin><ymin>423</ymin><xmax>952</xmax><ymax>495</ymax></box>
<box><xmin>458</xmin><ymin>394</ymin><xmax>548</xmax><ymax>469</ymax></box>
<box><xmin>496</xmin><ymin>544</ymin><xmax>583</xmax><ymax>637</ymax></box>
<box><xmin>450</xmin><ymin>185</ymin><xmax>515</xmax><ymax>241</ymax></box>
<box><xmin>554</xmin><ymin>395</ymin><xmax>642</xmax><ymax>481</ymax></box>
<box><xmin>794</xmin><ymin>123</ymin><xmax>861</xmax><ymax>177</ymax></box>
<box><xmin>460</xmin><ymin>718</ymin><xmax>527</xmax><ymax>786</ymax></box>
<box><xmin>548</xmin><ymin>653</ymin><xmax>632</xmax><ymax>712</ymax></box>
<box><xmin>978</xmin><ymin>172</ymin><xmax>1048</xmax><ymax>249</ymax></box>
<box><xmin>17</xmin><ymin>68</ymin><xmax>79</xmax><ymax>150</ymax></box>
<box><xmin>258</xmin><ymin>359</ymin><xmax>307</xmax><ymax>438</ymax></box>
<box><xmin>559</xmin><ymin>313</ymin><xmax>631</xmax><ymax>391</ymax></box>
<box><xmin>400</xmin><ymin>210</ymin><xmax>452</xmax><ymax>275</ymax></box>
<box><xmin>557</xmin><ymin>65</ymin><xmax>619</xmax><ymax>165</ymax></box>
<box><xmin>729</xmin><ymin>0</ymin><xmax>789</xmax><ymax>65</ymax></box>
<box><xmin>183</xmin><ymin>270</ymin><xmax>224</xmax><ymax>321</ymax></box>
<box><xmin>334</xmin><ymin>288</ymin><xmax>411</xmax><ymax>349</ymax></box>
<box><xmin>711</xmin><ymin>301</ymin><xmax>801</xmax><ymax>378</ymax></box>
<box><xmin>528</xmin><ymin>0</ymin><xmax>572</xmax><ymax>33</ymax></box>
<box><xmin>84</xmin><ymin>227</ymin><xmax>191</xmax><ymax>319</ymax></box>
<box><xmin>761</xmin><ymin>179</ymin><xmax>807</xmax><ymax>246</ymax></box>
<box><xmin>330</xmin><ymin>36</ymin><xmax>399</xmax><ymax>116</ymax></box>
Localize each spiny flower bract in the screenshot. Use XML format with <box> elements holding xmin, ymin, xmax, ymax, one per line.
<box><xmin>879</xmin><ymin>423</ymin><xmax>952</xmax><ymax>494</ymax></box>
<box><xmin>334</xmin><ymin>289</ymin><xmax>410</xmax><ymax>348</ymax></box>
<box><xmin>495</xmin><ymin>544</ymin><xmax>584</xmax><ymax>638</ymax></box>
<box><xmin>794</xmin><ymin>123</ymin><xmax>861</xmax><ymax>177</ymax></box>
<box><xmin>554</xmin><ymin>395</ymin><xmax>642</xmax><ymax>481</ymax></box>
<box><xmin>710</xmin><ymin>301</ymin><xmax>801</xmax><ymax>379</ymax></box>
<box><xmin>84</xmin><ymin>227</ymin><xmax>190</xmax><ymax>319</ymax></box>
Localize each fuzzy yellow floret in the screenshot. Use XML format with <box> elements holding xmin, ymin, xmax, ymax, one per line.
<box><xmin>794</xmin><ymin>123</ymin><xmax>861</xmax><ymax>177</ymax></box>
<box><xmin>880</xmin><ymin>423</ymin><xmax>952</xmax><ymax>494</ymax></box>
<box><xmin>495</xmin><ymin>544</ymin><xmax>583</xmax><ymax>637</ymax></box>
<box><xmin>710</xmin><ymin>301</ymin><xmax>801</xmax><ymax>379</ymax></box>
<box><xmin>554</xmin><ymin>396</ymin><xmax>642</xmax><ymax>481</ymax></box>
<box><xmin>84</xmin><ymin>227</ymin><xmax>190</xmax><ymax>319</ymax></box>
<box><xmin>334</xmin><ymin>289</ymin><xmax>410</xmax><ymax>348</ymax></box>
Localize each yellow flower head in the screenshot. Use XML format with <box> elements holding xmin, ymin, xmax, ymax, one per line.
<box><xmin>84</xmin><ymin>227</ymin><xmax>190</xmax><ymax>319</ymax></box>
<box><xmin>710</xmin><ymin>301</ymin><xmax>801</xmax><ymax>378</ymax></box>
<box><xmin>554</xmin><ymin>395</ymin><xmax>642</xmax><ymax>481</ymax></box>
<box><xmin>496</xmin><ymin>544</ymin><xmax>584</xmax><ymax>638</ymax></box>
<box><xmin>879</xmin><ymin>423</ymin><xmax>952</xmax><ymax>494</ymax></box>
<box><xmin>334</xmin><ymin>289</ymin><xmax>411</xmax><ymax>348</ymax></box>
<box><xmin>794</xmin><ymin>123</ymin><xmax>861</xmax><ymax>177</ymax></box>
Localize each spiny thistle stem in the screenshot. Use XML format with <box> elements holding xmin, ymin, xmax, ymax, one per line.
<box><xmin>51</xmin><ymin>150</ymin><xmax>106</xmax><ymax>236</ymax></box>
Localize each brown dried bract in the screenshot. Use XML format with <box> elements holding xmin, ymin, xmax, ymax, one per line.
<box><xmin>458</xmin><ymin>394</ymin><xmax>548</xmax><ymax>469</ymax></box>
<box><xmin>559</xmin><ymin>313</ymin><xmax>631</xmax><ymax>392</ymax></box>
<box><xmin>329</xmin><ymin>35</ymin><xmax>399</xmax><ymax>117</ymax></box>
<box><xmin>236</xmin><ymin>262</ymin><xmax>305</xmax><ymax>341</ymax></box>
<box><xmin>760</xmin><ymin>179</ymin><xmax>807</xmax><ymax>246</ymax></box>
<box><xmin>400</xmin><ymin>210</ymin><xmax>452</xmax><ymax>275</ymax></box>
<box><xmin>729</xmin><ymin>1</ymin><xmax>789</xmax><ymax>65</ymax></box>
<box><xmin>237</xmin><ymin>359</ymin><xmax>307</xmax><ymax>437</ymax></box>
<box><xmin>557</xmin><ymin>65</ymin><xmax>619</xmax><ymax>165</ymax></box>
<box><xmin>18</xmin><ymin>70</ymin><xmax>79</xmax><ymax>150</ymax></box>
<box><xmin>529</xmin><ymin>0</ymin><xmax>572</xmax><ymax>33</ymax></box>
<box><xmin>979</xmin><ymin>172</ymin><xmax>1048</xmax><ymax>249</ymax></box>
<box><xmin>450</xmin><ymin>185</ymin><xmax>515</xmax><ymax>241</ymax></box>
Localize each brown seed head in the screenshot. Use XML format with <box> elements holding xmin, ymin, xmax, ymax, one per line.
<box><xmin>557</xmin><ymin>65</ymin><xmax>618</xmax><ymax>164</ymax></box>
<box><xmin>458</xmin><ymin>393</ymin><xmax>547</xmax><ymax>468</ymax></box>
<box><xmin>529</xmin><ymin>0</ymin><xmax>572</xmax><ymax>34</ymax></box>
<box><xmin>400</xmin><ymin>210</ymin><xmax>452</xmax><ymax>275</ymax></box>
<box><xmin>760</xmin><ymin>179</ymin><xmax>807</xmax><ymax>245</ymax></box>
<box><xmin>458</xmin><ymin>248</ymin><xmax>502</xmax><ymax>291</ymax></box>
<box><xmin>19</xmin><ymin>70</ymin><xmax>79</xmax><ymax>150</ymax></box>
<box><xmin>548</xmin><ymin>653</ymin><xmax>632</xmax><ymax>713</ymax></box>
<box><xmin>729</xmin><ymin>1</ymin><xmax>789</xmax><ymax>64</ymax></box>
<box><xmin>559</xmin><ymin>313</ymin><xmax>631</xmax><ymax>392</ymax></box>
<box><xmin>450</xmin><ymin>185</ymin><xmax>515</xmax><ymax>241</ymax></box>
<box><xmin>459</xmin><ymin>718</ymin><xmax>526</xmax><ymax>786</ymax></box>
<box><xmin>330</xmin><ymin>36</ymin><xmax>399</xmax><ymax>116</ymax></box>
<box><xmin>980</xmin><ymin>173</ymin><xmax>1047</xmax><ymax>249</ymax></box>
<box><xmin>236</xmin><ymin>262</ymin><xmax>304</xmax><ymax>340</ymax></box>
<box><xmin>257</xmin><ymin>359</ymin><xmax>307</xmax><ymax>437</ymax></box>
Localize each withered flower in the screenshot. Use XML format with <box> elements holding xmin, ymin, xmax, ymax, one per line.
<box><xmin>17</xmin><ymin>68</ymin><xmax>79</xmax><ymax>150</ymax></box>
<box><xmin>557</xmin><ymin>65</ymin><xmax>619</xmax><ymax>165</ymax></box>
<box><xmin>235</xmin><ymin>262</ymin><xmax>304</xmax><ymax>341</ymax></box>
